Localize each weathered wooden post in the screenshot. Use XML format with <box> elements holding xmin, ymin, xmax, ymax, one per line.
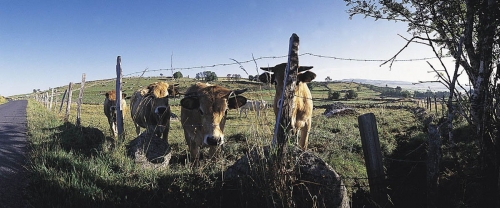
<box><xmin>115</xmin><ymin>56</ymin><xmax>124</xmax><ymax>141</ymax></box>
<box><xmin>49</xmin><ymin>88</ymin><xmax>54</xmax><ymax>110</ymax></box>
<box><xmin>441</xmin><ymin>95</ymin><xmax>445</xmax><ymax>118</ymax></box>
<box><xmin>273</xmin><ymin>33</ymin><xmax>300</xmax><ymax>156</ymax></box>
<box><xmin>428</xmin><ymin>96</ymin><xmax>432</xmax><ymax>110</ymax></box>
<box><xmin>358</xmin><ymin>113</ymin><xmax>389</xmax><ymax>207</ymax></box>
<box><xmin>64</xmin><ymin>83</ymin><xmax>73</xmax><ymax>123</ymax></box>
<box><xmin>76</xmin><ymin>73</ymin><xmax>86</xmax><ymax>126</ymax></box>
<box><xmin>434</xmin><ymin>96</ymin><xmax>438</xmax><ymax>115</ymax></box>
<box><xmin>44</xmin><ymin>92</ymin><xmax>49</xmax><ymax>108</ymax></box>
<box><xmin>59</xmin><ymin>89</ymin><xmax>68</xmax><ymax>113</ymax></box>
<box><xmin>427</xmin><ymin>124</ymin><xmax>441</xmax><ymax>208</ymax></box>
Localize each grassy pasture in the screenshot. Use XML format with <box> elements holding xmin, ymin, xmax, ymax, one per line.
<box><xmin>25</xmin><ymin>79</ymin><xmax>436</xmax><ymax>207</ymax></box>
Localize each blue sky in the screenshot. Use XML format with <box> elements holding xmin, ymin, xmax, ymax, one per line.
<box><xmin>0</xmin><ymin>0</ymin><xmax>459</xmax><ymax>96</ymax></box>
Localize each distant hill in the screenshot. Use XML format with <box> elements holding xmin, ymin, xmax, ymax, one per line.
<box><xmin>336</xmin><ymin>79</ymin><xmax>451</xmax><ymax>92</ymax></box>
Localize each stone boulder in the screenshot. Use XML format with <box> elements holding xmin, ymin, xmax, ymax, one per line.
<box><xmin>127</xmin><ymin>132</ymin><xmax>171</xmax><ymax>169</ymax></box>
<box><xmin>224</xmin><ymin>146</ymin><xmax>350</xmax><ymax>208</ymax></box>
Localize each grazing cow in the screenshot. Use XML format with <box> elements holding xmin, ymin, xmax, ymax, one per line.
<box><xmin>103</xmin><ymin>90</ymin><xmax>127</xmax><ymax>137</ymax></box>
<box><xmin>259</xmin><ymin>63</ymin><xmax>316</xmax><ymax>150</ymax></box>
<box><xmin>239</xmin><ymin>100</ymin><xmax>267</xmax><ymax>117</ymax></box>
<box><xmin>130</xmin><ymin>82</ymin><xmax>171</xmax><ymax>144</ymax></box>
<box><xmin>180</xmin><ymin>82</ymin><xmax>247</xmax><ymax>164</ymax></box>
<box><xmin>168</xmin><ymin>83</ymin><xmax>181</xmax><ymax>99</ymax></box>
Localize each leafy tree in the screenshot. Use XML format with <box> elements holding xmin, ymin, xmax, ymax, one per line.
<box><xmin>325</xmin><ymin>76</ymin><xmax>332</xmax><ymax>82</ymax></box>
<box><xmin>345</xmin><ymin>0</ymin><xmax>500</xmax><ymax>206</ymax></box>
<box><xmin>173</xmin><ymin>71</ymin><xmax>183</xmax><ymax>79</ymax></box>
<box><xmin>395</xmin><ymin>86</ymin><xmax>402</xmax><ymax>93</ymax></box>
<box><xmin>401</xmin><ymin>90</ymin><xmax>411</xmax><ymax>98</ymax></box>
<box><xmin>345</xmin><ymin>89</ymin><xmax>358</xmax><ymax>100</ymax></box>
<box><xmin>232</xmin><ymin>74</ymin><xmax>241</xmax><ymax>82</ymax></box>
<box><xmin>203</xmin><ymin>71</ymin><xmax>217</xmax><ymax>82</ymax></box>
<box><xmin>195</xmin><ymin>72</ymin><xmax>203</xmax><ymax>81</ymax></box>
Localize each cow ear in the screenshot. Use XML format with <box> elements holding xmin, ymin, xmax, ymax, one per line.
<box><xmin>228</xmin><ymin>96</ymin><xmax>247</xmax><ymax>109</ymax></box>
<box><xmin>180</xmin><ymin>97</ymin><xmax>200</xmax><ymax>110</ymax></box>
<box><xmin>233</xmin><ymin>88</ymin><xmax>247</xmax><ymax>95</ymax></box>
<box><xmin>298</xmin><ymin>71</ymin><xmax>316</xmax><ymax>83</ymax></box>
<box><xmin>122</xmin><ymin>93</ymin><xmax>127</xmax><ymax>99</ymax></box>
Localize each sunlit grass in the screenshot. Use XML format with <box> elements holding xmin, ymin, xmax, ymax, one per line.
<box><xmin>25</xmin><ymin>80</ymin><xmax>428</xmax><ymax>207</ymax></box>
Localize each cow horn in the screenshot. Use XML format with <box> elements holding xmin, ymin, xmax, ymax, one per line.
<box><xmin>298</xmin><ymin>66</ymin><xmax>314</xmax><ymax>73</ymax></box>
<box><xmin>260</xmin><ymin>67</ymin><xmax>274</xmax><ymax>72</ymax></box>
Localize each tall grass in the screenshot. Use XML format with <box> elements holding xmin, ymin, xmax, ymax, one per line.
<box><xmin>25</xmin><ymin>80</ymin><xmax>429</xmax><ymax>207</ymax></box>
<box><xmin>0</xmin><ymin>95</ymin><xmax>7</xmax><ymax>104</ymax></box>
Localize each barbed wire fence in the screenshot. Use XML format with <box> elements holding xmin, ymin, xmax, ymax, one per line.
<box><xmin>30</xmin><ymin>51</ymin><xmax>443</xmax><ymax>200</ymax></box>
<box><xmin>33</xmin><ymin>51</ymin><xmax>451</xmax><ymax>107</ymax></box>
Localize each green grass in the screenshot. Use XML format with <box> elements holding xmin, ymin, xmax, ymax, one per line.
<box><xmin>0</xmin><ymin>95</ymin><xmax>6</xmax><ymax>104</ymax></box>
<box><xmin>25</xmin><ymin>79</ymin><xmax>456</xmax><ymax>207</ymax></box>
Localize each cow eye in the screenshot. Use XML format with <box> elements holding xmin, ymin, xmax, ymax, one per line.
<box><xmin>198</xmin><ymin>109</ymin><xmax>204</xmax><ymax>115</ymax></box>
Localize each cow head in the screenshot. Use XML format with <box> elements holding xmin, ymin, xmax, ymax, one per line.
<box><xmin>259</xmin><ymin>63</ymin><xmax>316</xmax><ymax>87</ymax></box>
<box><xmin>181</xmin><ymin>86</ymin><xmax>247</xmax><ymax>146</ymax></box>
<box><xmin>143</xmin><ymin>82</ymin><xmax>171</xmax><ymax>136</ymax></box>
<box><xmin>105</xmin><ymin>90</ymin><xmax>127</xmax><ymax>123</ymax></box>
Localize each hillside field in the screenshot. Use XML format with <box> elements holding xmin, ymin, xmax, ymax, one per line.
<box><xmin>22</xmin><ymin>77</ymin><xmax>474</xmax><ymax>207</ymax></box>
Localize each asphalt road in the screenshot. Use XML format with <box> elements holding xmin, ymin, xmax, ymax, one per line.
<box><xmin>0</xmin><ymin>100</ymin><xmax>28</xmax><ymax>208</ymax></box>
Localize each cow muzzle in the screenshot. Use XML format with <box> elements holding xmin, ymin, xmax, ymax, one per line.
<box><xmin>155</xmin><ymin>106</ymin><xmax>168</xmax><ymax>116</ymax></box>
<box><xmin>204</xmin><ymin>135</ymin><xmax>224</xmax><ymax>146</ymax></box>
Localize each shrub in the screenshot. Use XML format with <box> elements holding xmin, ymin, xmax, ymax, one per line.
<box><xmin>345</xmin><ymin>90</ymin><xmax>358</xmax><ymax>99</ymax></box>
<box><xmin>173</xmin><ymin>71</ymin><xmax>183</xmax><ymax>79</ymax></box>
<box><xmin>328</xmin><ymin>90</ymin><xmax>341</xmax><ymax>100</ymax></box>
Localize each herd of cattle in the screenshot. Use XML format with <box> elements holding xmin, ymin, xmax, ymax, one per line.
<box><xmin>103</xmin><ymin>63</ymin><xmax>316</xmax><ymax>165</ymax></box>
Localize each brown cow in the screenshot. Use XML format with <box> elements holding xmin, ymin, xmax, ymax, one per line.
<box><xmin>180</xmin><ymin>82</ymin><xmax>247</xmax><ymax>165</ymax></box>
<box><xmin>103</xmin><ymin>90</ymin><xmax>127</xmax><ymax>137</ymax></box>
<box><xmin>168</xmin><ymin>83</ymin><xmax>181</xmax><ymax>99</ymax></box>
<box><xmin>259</xmin><ymin>63</ymin><xmax>316</xmax><ymax>150</ymax></box>
<box><xmin>130</xmin><ymin>82</ymin><xmax>171</xmax><ymax>144</ymax></box>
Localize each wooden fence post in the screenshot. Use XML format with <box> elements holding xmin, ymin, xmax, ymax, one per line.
<box><xmin>49</xmin><ymin>88</ymin><xmax>54</xmax><ymax>110</ymax></box>
<box><xmin>59</xmin><ymin>89</ymin><xmax>68</xmax><ymax>113</ymax></box>
<box><xmin>427</xmin><ymin>124</ymin><xmax>441</xmax><ymax>208</ymax></box>
<box><xmin>273</xmin><ymin>33</ymin><xmax>300</xmax><ymax>156</ymax></box>
<box><xmin>115</xmin><ymin>56</ymin><xmax>124</xmax><ymax>141</ymax></box>
<box><xmin>434</xmin><ymin>96</ymin><xmax>438</xmax><ymax>115</ymax></box>
<box><xmin>76</xmin><ymin>73</ymin><xmax>86</xmax><ymax>126</ymax></box>
<box><xmin>427</xmin><ymin>97</ymin><xmax>431</xmax><ymax>109</ymax></box>
<box><xmin>64</xmin><ymin>83</ymin><xmax>73</xmax><ymax>123</ymax></box>
<box><xmin>358</xmin><ymin>113</ymin><xmax>389</xmax><ymax>207</ymax></box>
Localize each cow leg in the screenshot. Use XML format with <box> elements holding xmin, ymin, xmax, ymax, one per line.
<box><xmin>162</xmin><ymin>127</ymin><xmax>171</xmax><ymax>154</ymax></box>
<box><xmin>189</xmin><ymin>143</ymin><xmax>201</xmax><ymax>166</ymax></box>
<box><xmin>108</xmin><ymin>118</ymin><xmax>117</xmax><ymax>137</ymax></box>
<box><xmin>298</xmin><ymin>120</ymin><xmax>311</xmax><ymax>150</ymax></box>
